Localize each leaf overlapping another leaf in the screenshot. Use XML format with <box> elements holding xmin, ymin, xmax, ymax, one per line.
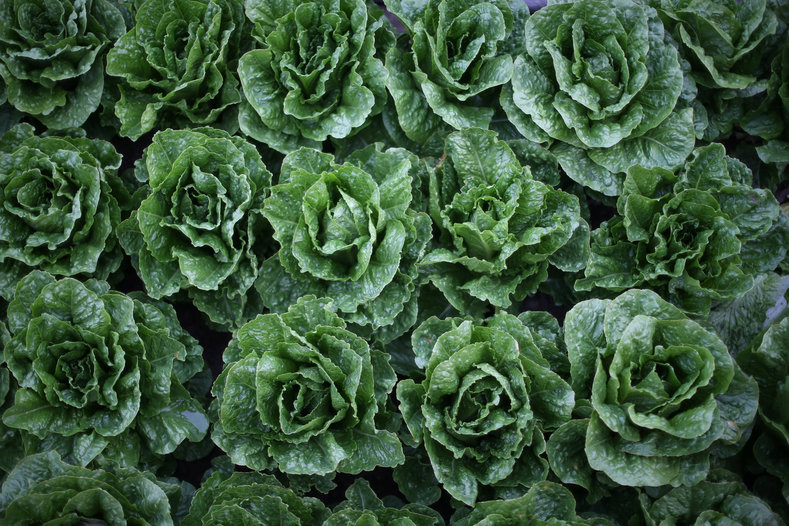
<box><xmin>259</xmin><ymin>145</ymin><xmax>431</xmax><ymax>342</ymax></box>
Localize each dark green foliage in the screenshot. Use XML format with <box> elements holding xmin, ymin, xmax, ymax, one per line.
<box><xmin>0</xmin><ymin>0</ymin><xmax>126</xmax><ymax>129</ymax></box>
<box><xmin>0</xmin><ymin>0</ymin><xmax>788</xmax><ymax>523</ymax></box>
<box><xmin>212</xmin><ymin>296</ymin><xmax>403</xmax><ymax>475</ymax></box>
<box><xmin>118</xmin><ymin>127</ymin><xmax>272</xmax><ymax>328</ymax></box>
<box><xmin>397</xmin><ymin>312</ymin><xmax>573</xmax><ymax>504</ymax></box>
<box><xmin>0</xmin><ymin>451</ymin><xmax>188</xmax><ymax>526</ymax></box>
<box><xmin>238</xmin><ymin>0</ymin><xmax>393</xmax><ymax>152</ymax></box>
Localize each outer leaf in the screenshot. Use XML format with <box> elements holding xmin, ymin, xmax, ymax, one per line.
<box><xmin>710</xmin><ymin>273</ymin><xmax>789</xmax><ymax>355</ymax></box>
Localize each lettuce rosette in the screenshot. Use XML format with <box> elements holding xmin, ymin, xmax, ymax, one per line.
<box><xmin>504</xmin><ymin>0</ymin><xmax>695</xmax><ymax>196</ymax></box>
<box><xmin>453</xmin><ymin>482</ymin><xmax>615</xmax><ymax>526</ymax></box>
<box><xmin>106</xmin><ymin>0</ymin><xmax>248</xmax><ymax>139</ymax></box>
<box><xmin>553</xmin><ymin>289</ymin><xmax>757</xmax><ymax>488</ymax></box>
<box><xmin>211</xmin><ymin>296</ymin><xmax>403</xmax><ymax>475</ymax></box>
<box><xmin>2</xmin><ymin>272</ymin><xmax>209</xmax><ymax>468</ymax></box>
<box><xmin>259</xmin><ymin>144</ymin><xmax>431</xmax><ymax>342</ymax></box>
<box><xmin>0</xmin><ymin>0</ymin><xmax>126</xmax><ymax>129</ymax></box>
<box><xmin>384</xmin><ymin>0</ymin><xmax>529</xmax><ymax>144</ymax></box>
<box><xmin>639</xmin><ymin>470</ymin><xmax>784</xmax><ymax>526</ymax></box>
<box><xmin>0</xmin><ymin>451</ymin><xmax>189</xmax><ymax>526</ymax></box>
<box><xmin>577</xmin><ymin>144</ymin><xmax>789</xmax><ymax>316</ymax></box>
<box><xmin>0</xmin><ymin>124</ymin><xmax>124</xmax><ymax>300</ymax></box>
<box><xmin>651</xmin><ymin>0</ymin><xmax>780</xmax><ymax>141</ymax></box>
<box><xmin>183</xmin><ymin>471</ymin><xmax>329</xmax><ymax>526</ymax></box>
<box><xmin>238</xmin><ymin>0</ymin><xmax>392</xmax><ymax>152</ymax></box>
<box><xmin>118</xmin><ymin>127</ymin><xmax>272</xmax><ymax>328</ymax></box>
<box><xmin>324</xmin><ymin>479</ymin><xmax>443</xmax><ymax>526</ymax></box>
<box><xmin>397</xmin><ymin>312</ymin><xmax>574</xmax><ymax>505</ymax></box>
<box><xmin>422</xmin><ymin>127</ymin><xmax>587</xmax><ymax>315</ymax></box>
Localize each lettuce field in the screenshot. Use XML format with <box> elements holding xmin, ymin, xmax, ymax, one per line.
<box><xmin>0</xmin><ymin>0</ymin><xmax>788</xmax><ymax>524</ymax></box>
